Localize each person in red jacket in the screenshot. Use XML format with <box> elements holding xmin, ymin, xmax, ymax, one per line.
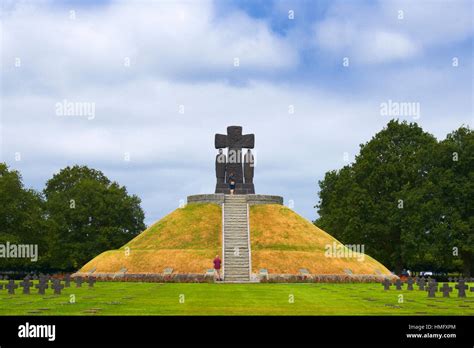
<box><xmin>213</xmin><ymin>255</ymin><xmax>222</xmax><ymax>281</ymax></box>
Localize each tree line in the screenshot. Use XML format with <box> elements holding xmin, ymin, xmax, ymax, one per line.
<box><xmin>0</xmin><ymin>165</ymin><xmax>146</xmax><ymax>273</ymax></box>
<box><xmin>316</xmin><ymin>120</ymin><xmax>473</xmax><ymax>276</ymax></box>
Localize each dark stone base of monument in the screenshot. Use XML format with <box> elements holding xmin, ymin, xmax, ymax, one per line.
<box><xmin>215</xmin><ymin>183</ymin><xmax>255</xmax><ymax>194</ymax></box>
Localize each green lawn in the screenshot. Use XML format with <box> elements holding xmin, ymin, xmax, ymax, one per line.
<box><xmin>1</xmin><ymin>282</ymin><xmax>472</xmax><ymax>316</ymax></box>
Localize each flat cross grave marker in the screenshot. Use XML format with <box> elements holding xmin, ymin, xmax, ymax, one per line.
<box><xmin>455</xmin><ymin>281</ymin><xmax>469</xmax><ymax>298</ymax></box>
<box><xmin>35</xmin><ymin>282</ymin><xmax>49</xmax><ymax>295</ymax></box>
<box><xmin>6</xmin><ymin>280</ymin><xmax>18</xmax><ymax>295</ymax></box>
<box><xmin>418</xmin><ymin>278</ymin><xmax>426</xmax><ymax>291</ymax></box>
<box><xmin>75</xmin><ymin>277</ymin><xmax>84</xmax><ymax>288</ymax></box>
<box><xmin>19</xmin><ymin>278</ymin><xmax>33</xmax><ymax>294</ymax></box>
<box><xmin>87</xmin><ymin>277</ymin><xmax>96</xmax><ymax>288</ymax></box>
<box><xmin>64</xmin><ymin>274</ymin><xmax>71</xmax><ymax>287</ymax></box>
<box><xmin>427</xmin><ymin>282</ymin><xmax>438</xmax><ymax>298</ymax></box>
<box><xmin>52</xmin><ymin>280</ymin><xmax>64</xmax><ymax>295</ymax></box>
<box><xmin>394</xmin><ymin>279</ymin><xmax>403</xmax><ymax>290</ymax></box>
<box><xmin>382</xmin><ymin>278</ymin><xmax>391</xmax><ymax>290</ymax></box>
<box><xmin>440</xmin><ymin>283</ymin><xmax>453</xmax><ymax>297</ymax></box>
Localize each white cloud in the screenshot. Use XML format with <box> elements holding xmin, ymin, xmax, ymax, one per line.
<box><xmin>1</xmin><ymin>0</ymin><xmax>298</xmax><ymax>91</ymax></box>
<box><xmin>314</xmin><ymin>0</ymin><xmax>473</xmax><ymax>64</ymax></box>
<box><xmin>1</xmin><ymin>0</ymin><xmax>472</xmax><ymax>225</ymax></box>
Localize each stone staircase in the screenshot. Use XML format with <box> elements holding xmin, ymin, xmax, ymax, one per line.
<box><xmin>222</xmin><ymin>195</ymin><xmax>251</xmax><ymax>282</ymax></box>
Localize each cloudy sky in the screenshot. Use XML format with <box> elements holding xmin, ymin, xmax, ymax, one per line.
<box><xmin>1</xmin><ymin>0</ymin><xmax>472</xmax><ymax>225</ymax></box>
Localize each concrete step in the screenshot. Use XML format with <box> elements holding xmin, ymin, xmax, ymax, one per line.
<box><xmin>222</xmin><ymin>198</ymin><xmax>251</xmax><ymax>283</ymax></box>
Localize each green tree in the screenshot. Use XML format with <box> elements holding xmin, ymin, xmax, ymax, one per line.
<box><xmin>427</xmin><ymin>126</ymin><xmax>474</xmax><ymax>276</ymax></box>
<box><xmin>316</xmin><ymin>120</ymin><xmax>438</xmax><ymax>274</ymax></box>
<box><xmin>0</xmin><ymin>163</ymin><xmax>47</xmax><ymax>271</ymax></box>
<box><xmin>44</xmin><ymin>165</ymin><xmax>146</xmax><ymax>271</ymax></box>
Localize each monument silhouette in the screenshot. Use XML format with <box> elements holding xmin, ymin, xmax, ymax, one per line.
<box><xmin>214</xmin><ymin>125</ymin><xmax>255</xmax><ymax>194</ymax></box>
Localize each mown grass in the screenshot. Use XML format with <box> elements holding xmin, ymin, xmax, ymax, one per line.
<box><xmin>1</xmin><ymin>282</ymin><xmax>472</xmax><ymax>316</ymax></box>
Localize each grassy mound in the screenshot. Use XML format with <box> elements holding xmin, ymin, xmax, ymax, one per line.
<box><xmin>78</xmin><ymin>203</ymin><xmax>391</xmax><ymax>276</ymax></box>
<box><xmin>250</xmin><ymin>205</ymin><xmax>391</xmax><ymax>275</ymax></box>
<box><xmin>79</xmin><ymin>203</ymin><xmax>221</xmax><ymax>274</ymax></box>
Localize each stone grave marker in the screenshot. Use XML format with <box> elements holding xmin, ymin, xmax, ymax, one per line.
<box><xmin>52</xmin><ymin>280</ymin><xmax>64</xmax><ymax>295</ymax></box>
<box><xmin>75</xmin><ymin>276</ymin><xmax>84</xmax><ymax>288</ymax></box>
<box><xmin>35</xmin><ymin>282</ymin><xmax>48</xmax><ymax>295</ymax></box>
<box><xmin>427</xmin><ymin>282</ymin><xmax>438</xmax><ymax>298</ymax></box>
<box><xmin>394</xmin><ymin>279</ymin><xmax>403</xmax><ymax>290</ymax></box>
<box><xmin>64</xmin><ymin>274</ymin><xmax>71</xmax><ymax>287</ymax></box>
<box><xmin>418</xmin><ymin>278</ymin><xmax>426</xmax><ymax>291</ymax></box>
<box><xmin>407</xmin><ymin>277</ymin><xmax>415</xmax><ymax>290</ymax></box>
<box><xmin>440</xmin><ymin>283</ymin><xmax>453</xmax><ymax>297</ymax></box>
<box><xmin>39</xmin><ymin>274</ymin><xmax>48</xmax><ymax>285</ymax></box>
<box><xmin>455</xmin><ymin>280</ymin><xmax>469</xmax><ymax>298</ymax></box>
<box><xmin>6</xmin><ymin>280</ymin><xmax>18</xmax><ymax>295</ymax></box>
<box><xmin>382</xmin><ymin>278</ymin><xmax>391</xmax><ymax>290</ymax></box>
<box><xmin>19</xmin><ymin>278</ymin><xmax>33</xmax><ymax>294</ymax></box>
<box><xmin>87</xmin><ymin>277</ymin><xmax>96</xmax><ymax>288</ymax></box>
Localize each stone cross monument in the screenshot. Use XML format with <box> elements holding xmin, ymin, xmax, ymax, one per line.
<box><xmin>215</xmin><ymin>125</ymin><xmax>255</xmax><ymax>194</ymax></box>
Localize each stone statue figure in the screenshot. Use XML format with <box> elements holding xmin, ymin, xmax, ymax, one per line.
<box><xmin>214</xmin><ymin>126</ymin><xmax>255</xmax><ymax>194</ymax></box>
<box><xmin>215</xmin><ymin>148</ymin><xmax>226</xmax><ymax>184</ymax></box>
<box><xmin>243</xmin><ymin>149</ymin><xmax>254</xmax><ymax>184</ymax></box>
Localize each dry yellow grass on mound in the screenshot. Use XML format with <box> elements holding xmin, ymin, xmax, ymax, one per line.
<box><xmin>80</xmin><ymin>249</ymin><xmax>218</xmax><ymax>274</ymax></box>
<box><xmin>249</xmin><ymin>205</ymin><xmax>391</xmax><ymax>275</ymax></box>
<box><xmin>78</xmin><ymin>203</ymin><xmax>221</xmax><ymax>274</ymax></box>
<box><xmin>78</xmin><ymin>202</ymin><xmax>392</xmax><ymax>276</ymax></box>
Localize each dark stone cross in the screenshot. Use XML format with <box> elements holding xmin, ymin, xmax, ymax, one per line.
<box><xmin>440</xmin><ymin>283</ymin><xmax>453</xmax><ymax>297</ymax></box>
<box><xmin>64</xmin><ymin>274</ymin><xmax>71</xmax><ymax>287</ymax></box>
<box><xmin>75</xmin><ymin>276</ymin><xmax>84</xmax><ymax>288</ymax></box>
<box><xmin>426</xmin><ymin>282</ymin><xmax>438</xmax><ymax>298</ymax></box>
<box><xmin>418</xmin><ymin>278</ymin><xmax>426</xmax><ymax>291</ymax></box>
<box><xmin>87</xmin><ymin>277</ymin><xmax>96</xmax><ymax>288</ymax></box>
<box><xmin>35</xmin><ymin>281</ymin><xmax>48</xmax><ymax>295</ymax></box>
<box><xmin>455</xmin><ymin>281</ymin><xmax>469</xmax><ymax>298</ymax></box>
<box><xmin>19</xmin><ymin>278</ymin><xmax>33</xmax><ymax>294</ymax></box>
<box><xmin>39</xmin><ymin>273</ymin><xmax>48</xmax><ymax>285</ymax></box>
<box><xmin>52</xmin><ymin>280</ymin><xmax>64</xmax><ymax>295</ymax></box>
<box><xmin>6</xmin><ymin>280</ymin><xmax>18</xmax><ymax>295</ymax></box>
<box><xmin>394</xmin><ymin>279</ymin><xmax>403</xmax><ymax>290</ymax></box>
<box><xmin>406</xmin><ymin>277</ymin><xmax>415</xmax><ymax>290</ymax></box>
<box><xmin>382</xmin><ymin>278</ymin><xmax>391</xmax><ymax>290</ymax></box>
<box><xmin>215</xmin><ymin>126</ymin><xmax>255</xmax><ymax>194</ymax></box>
